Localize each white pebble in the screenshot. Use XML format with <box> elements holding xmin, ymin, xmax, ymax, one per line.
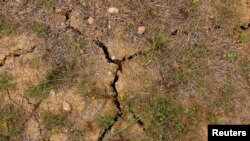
<box><xmin>108</xmin><ymin>71</ymin><xmax>112</xmax><ymax>75</ymax></box>
<box><xmin>87</xmin><ymin>16</ymin><xmax>94</xmax><ymax>25</ymax></box>
<box><xmin>108</xmin><ymin>7</ymin><xmax>119</xmax><ymax>14</ymax></box>
<box><xmin>62</xmin><ymin>102</ymin><xmax>71</xmax><ymax>112</ymax></box>
<box><xmin>138</xmin><ymin>26</ymin><xmax>146</xmax><ymax>34</ymax></box>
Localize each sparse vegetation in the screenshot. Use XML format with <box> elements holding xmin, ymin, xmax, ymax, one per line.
<box><xmin>41</xmin><ymin>0</ymin><xmax>54</xmax><ymax>10</ymax></box>
<box><xmin>148</xmin><ymin>32</ymin><xmax>170</xmax><ymax>61</ymax></box>
<box><xmin>0</xmin><ymin>104</ymin><xmax>26</xmax><ymax>138</ymax></box>
<box><xmin>187</xmin><ymin>0</ymin><xmax>199</xmax><ymax>11</ymax></box>
<box><xmin>98</xmin><ymin>115</ymin><xmax>115</xmax><ymax>132</ymax></box>
<box><xmin>227</xmin><ymin>52</ymin><xmax>237</xmax><ymax>62</ymax></box>
<box><xmin>28</xmin><ymin>57</ymin><xmax>41</xmax><ymax>69</ymax></box>
<box><xmin>239</xmin><ymin>32</ymin><xmax>248</xmax><ymax>43</ymax></box>
<box><xmin>0</xmin><ymin>73</ymin><xmax>15</xmax><ymax>91</ymax></box>
<box><xmin>0</xmin><ymin>15</ymin><xmax>18</xmax><ymax>37</ymax></box>
<box><xmin>24</xmin><ymin>65</ymin><xmax>75</xmax><ymax>98</ymax></box>
<box><xmin>42</xmin><ymin>111</ymin><xmax>67</xmax><ymax>130</ymax></box>
<box><xmin>32</xmin><ymin>21</ymin><xmax>46</xmax><ymax>37</ymax></box>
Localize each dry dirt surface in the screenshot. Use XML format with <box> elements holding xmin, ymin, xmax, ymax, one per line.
<box><xmin>0</xmin><ymin>0</ymin><xmax>250</xmax><ymax>141</ymax></box>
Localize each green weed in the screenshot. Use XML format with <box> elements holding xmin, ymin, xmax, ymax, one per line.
<box><xmin>41</xmin><ymin>0</ymin><xmax>54</xmax><ymax>10</ymax></box>
<box><xmin>227</xmin><ymin>52</ymin><xmax>237</xmax><ymax>62</ymax></box>
<box><xmin>0</xmin><ymin>15</ymin><xmax>19</xmax><ymax>37</ymax></box>
<box><xmin>148</xmin><ymin>32</ymin><xmax>170</xmax><ymax>61</ymax></box>
<box><xmin>239</xmin><ymin>32</ymin><xmax>248</xmax><ymax>43</ymax></box>
<box><xmin>0</xmin><ymin>104</ymin><xmax>26</xmax><ymax>137</ymax></box>
<box><xmin>0</xmin><ymin>73</ymin><xmax>15</xmax><ymax>91</ymax></box>
<box><xmin>207</xmin><ymin>112</ymin><xmax>218</xmax><ymax>124</ymax></box>
<box><xmin>25</xmin><ymin>65</ymin><xmax>75</xmax><ymax>98</ymax></box>
<box><xmin>32</xmin><ymin>21</ymin><xmax>46</xmax><ymax>37</ymax></box>
<box><xmin>214</xmin><ymin>82</ymin><xmax>235</xmax><ymax>113</ymax></box>
<box><xmin>98</xmin><ymin>115</ymin><xmax>115</xmax><ymax>132</ymax></box>
<box><xmin>174</xmin><ymin>43</ymin><xmax>211</xmax><ymax>83</ymax></box>
<box><xmin>152</xmin><ymin>32</ymin><xmax>169</xmax><ymax>50</ymax></box>
<box><xmin>42</xmin><ymin>111</ymin><xmax>67</xmax><ymax>130</ymax></box>
<box><xmin>187</xmin><ymin>0</ymin><xmax>199</xmax><ymax>11</ymax></box>
<box><xmin>29</xmin><ymin>58</ymin><xmax>41</xmax><ymax>69</ymax></box>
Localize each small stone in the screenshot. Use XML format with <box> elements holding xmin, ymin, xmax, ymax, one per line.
<box><xmin>62</xmin><ymin>102</ymin><xmax>71</xmax><ymax>112</ymax></box>
<box><xmin>108</xmin><ymin>71</ymin><xmax>112</xmax><ymax>75</ymax></box>
<box><xmin>50</xmin><ymin>90</ymin><xmax>56</xmax><ymax>97</ymax></box>
<box><xmin>55</xmin><ymin>8</ymin><xmax>62</xmax><ymax>13</ymax></box>
<box><xmin>111</xmin><ymin>56</ymin><xmax>115</xmax><ymax>60</ymax></box>
<box><xmin>138</xmin><ymin>26</ymin><xmax>146</xmax><ymax>34</ymax></box>
<box><xmin>80</xmin><ymin>49</ymin><xmax>84</xmax><ymax>54</ymax></box>
<box><xmin>87</xmin><ymin>16</ymin><xmax>94</xmax><ymax>24</ymax></box>
<box><xmin>108</xmin><ymin>7</ymin><xmax>119</xmax><ymax>14</ymax></box>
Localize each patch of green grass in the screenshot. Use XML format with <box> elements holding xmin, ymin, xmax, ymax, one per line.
<box><xmin>239</xmin><ymin>32</ymin><xmax>248</xmax><ymax>43</ymax></box>
<box><xmin>24</xmin><ymin>65</ymin><xmax>75</xmax><ymax>98</ymax></box>
<box><xmin>98</xmin><ymin>115</ymin><xmax>115</xmax><ymax>132</ymax></box>
<box><xmin>174</xmin><ymin>43</ymin><xmax>211</xmax><ymax>83</ymax></box>
<box><xmin>32</xmin><ymin>21</ymin><xmax>46</xmax><ymax>37</ymax></box>
<box><xmin>137</xmin><ymin>96</ymin><xmax>188</xmax><ymax>140</ymax></box>
<box><xmin>0</xmin><ymin>15</ymin><xmax>19</xmax><ymax>37</ymax></box>
<box><xmin>42</xmin><ymin>111</ymin><xmax>67</xmax><ymax>130</ymax></box>
<box><xmin>147</xmin><ymin>32</ymin><xmax>170</xmax><ymax>61</ymax></box>
<box><xmin>207</xmin><ymin>111</ymin><xmax>218</xmax><ymax>124</ymax></box>
<box><xmin>187</xmin><ymin>0</ymin><xmax>199</xmax><ymax>11</ymax></box>
<box><xmin>215</xmin><ymin>82</ymin><xmax>235</xmax><ymax>113</ymax></box>
<box><xmin>152</xmin><ymin>32</ymin><xmax>169</xmax><ymax>50</ymax></box>
<box><xmin>24</xmin><ymin>81</ymin><xmax>52</xmax><ymax>98</ymax></box>
<box><xmin>29</xmin><ymin>58</ymin><xmax>41</xmax><ymax>69</ymax></box>
<box><xmin>0</xmin><ymin>72</ymin><xmax>15</xmax><ymax>91</ymax></box>
<box><xmin>0</xmin><ymin>104</ymin><xmax>26</xmax><ymax>137</ymax></box>
<box><xmin>41</xmin><ymin>0</ymin><xmax>54</xmax><ymax>10</ymax></box>
<box><xmin>149</xmin><ymin>97</ymin><xmax>185</xmax><ymax>132</ymax></box>
<box><xmin>227</xmin><ymin>52</ymin><xmax>237</xmax><ymax>62</ymax></box>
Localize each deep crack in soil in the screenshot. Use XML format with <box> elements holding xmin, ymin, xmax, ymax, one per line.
<box><xmin>0</xmin><ymin>46</ymin><xmax>36</xmax><ymax>67</ymax></box>
<box><xmin>240</xmin><ymin>23</ymin><xmax>250</xmax><ymax>30</ymax></box>
<box><xmin>94</xmin><ymin>39</ymin><xmax>144</xmax><ymax>141</ymax></box>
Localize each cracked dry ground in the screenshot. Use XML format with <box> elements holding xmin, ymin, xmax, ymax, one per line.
<box><xmin>0</xmin><ymin>0</ymin><xmax>250</xmax><ymax>141</ymax></box>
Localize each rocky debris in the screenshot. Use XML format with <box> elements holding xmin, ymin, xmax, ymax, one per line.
<box><xmin>108</xmin><ymin>7</ymin><xmax>119</xmax><ymax>14</ymax></box>
<box><xmin>87</xmin><ymin>16</ymin><xmax>94</xmax><ymax>25</ymax></box>
<box><xmin>108</xmin><ymin>71</ymin><xmax>112</xmax><ymax>76</ymax></box>
<box><xmin>62</xmin><ymin>101</ymin><xmax>71</xmax><ymax>112</ymax></box>
<box><xmin>138</xmin><ymin>26</ymin><xmax>146</xmax><ymax>34</ymax></box>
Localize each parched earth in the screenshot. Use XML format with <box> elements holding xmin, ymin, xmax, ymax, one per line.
<box><xmin>0</xmin><ymin>0</ymin><xmax>249</xmax><ymax>141</ymax></box>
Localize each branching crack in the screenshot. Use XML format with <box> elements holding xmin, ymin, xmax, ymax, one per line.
<box><xmin>94</xmin><ymin>39</ymin><xmax>145</xmax><ymax>140</ymax></box>
<box><xmin>0</xmin><ymin>46</ymin><xmax>36</xmax><ymax>67</ymax></box>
